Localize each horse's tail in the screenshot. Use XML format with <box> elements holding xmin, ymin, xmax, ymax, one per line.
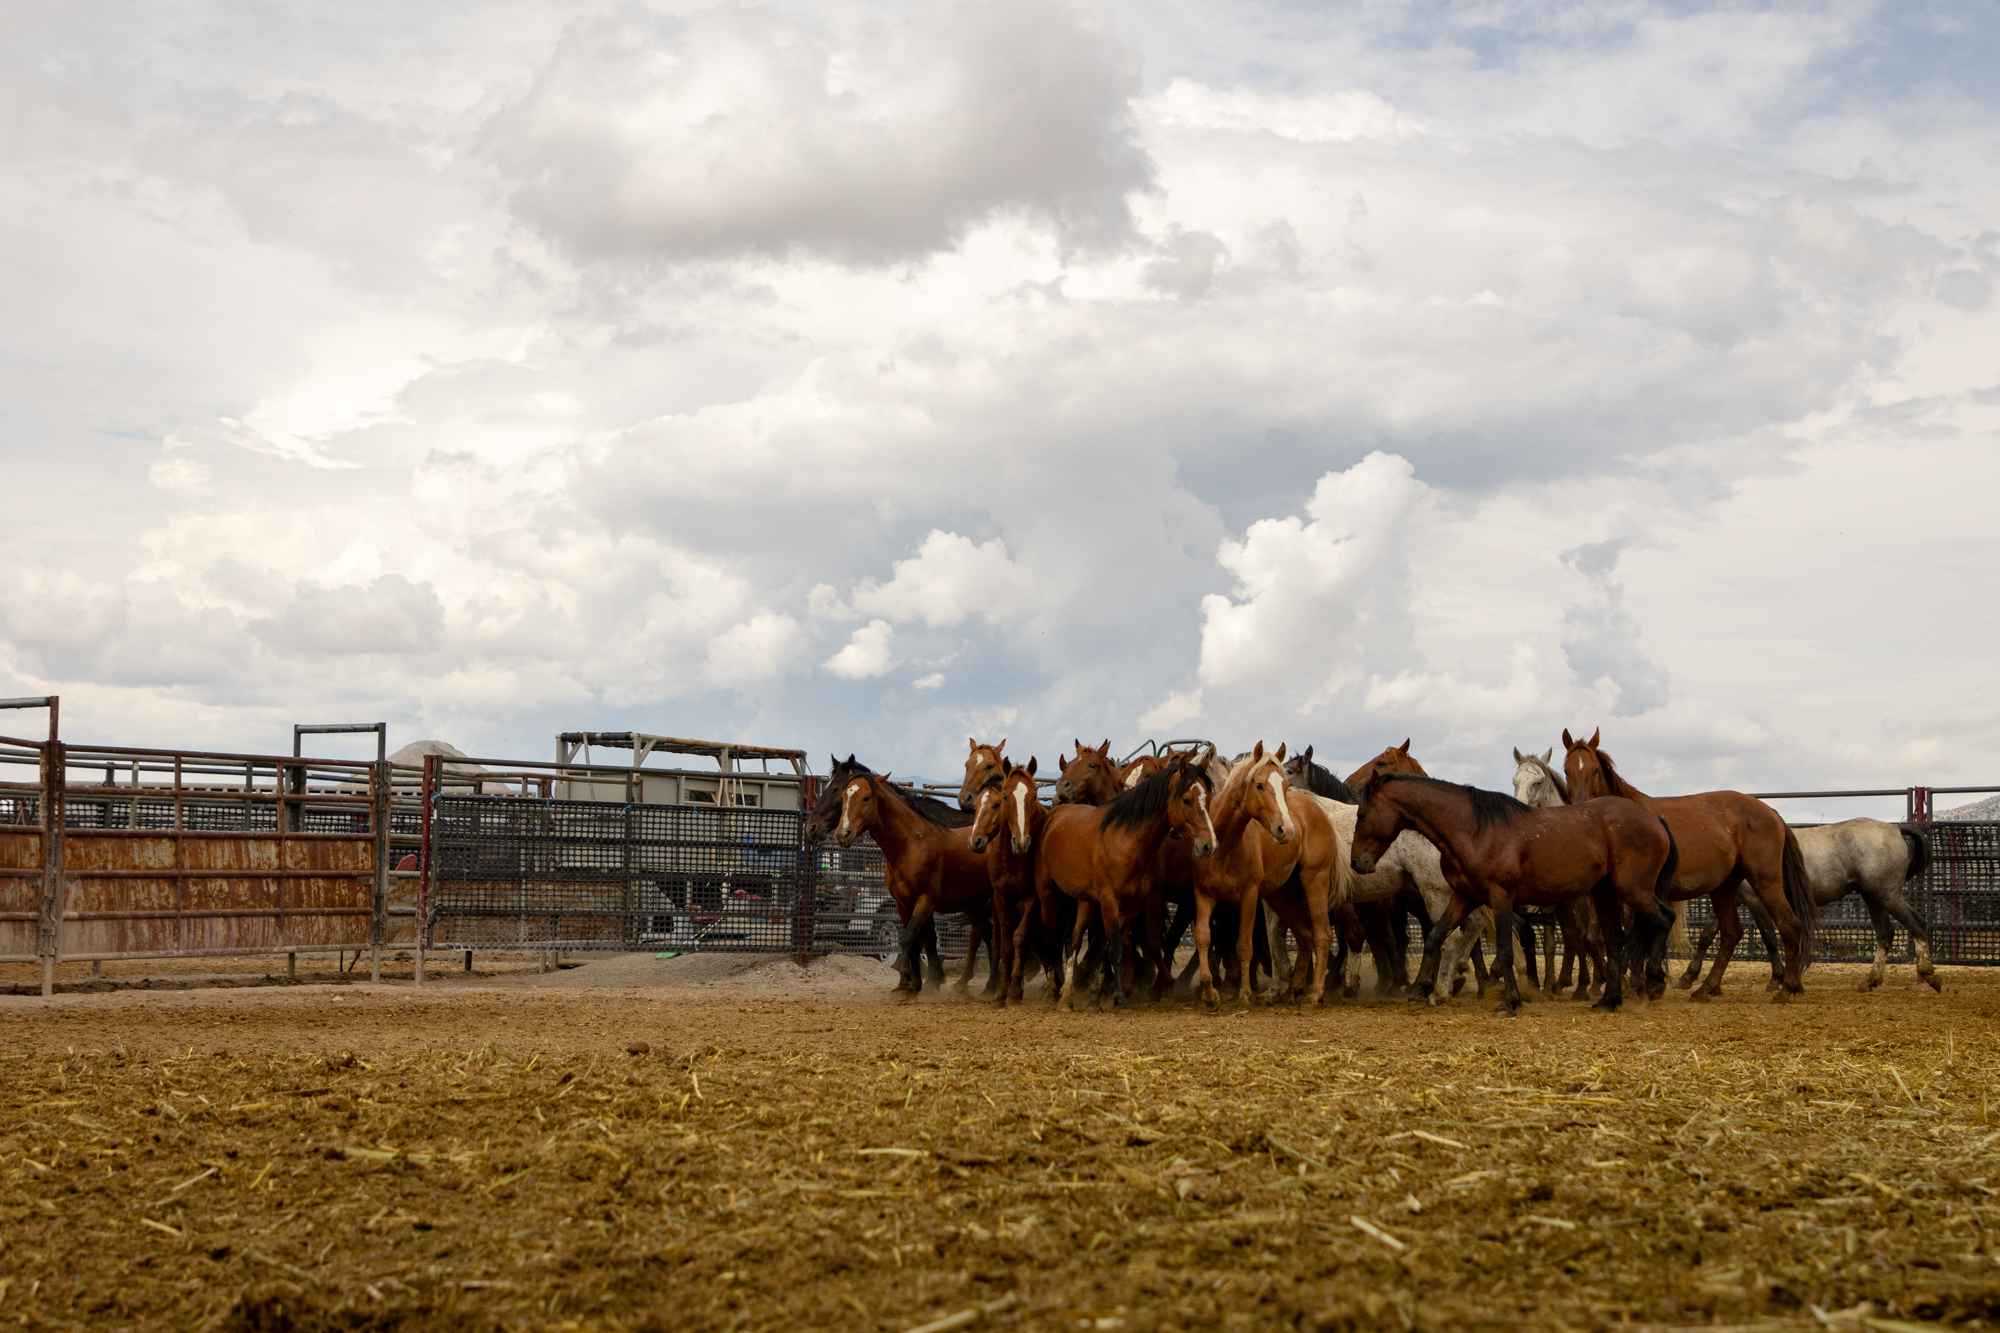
<box><xmin>1667</xmin><ymin>898</ymin><xmax>1690</xmax><ymax>955</ymax></box>
<box><xmin>1782</xmin><ymin>825</ymin><xmax>1818</xmax><ymax>966</ymax></box>
<box><xmin>1651</xmin><ymin>819</ymin><xmax>1679</xmax><ymax>929</ymax></box>
<box><xmin>1898</xmin><ymin>822</ymin><xmax>1932</xmax><ymax>884</ymax></box>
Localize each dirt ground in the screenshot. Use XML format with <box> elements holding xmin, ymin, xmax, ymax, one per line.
<box><xmin>1</xmin><ymin>953</ymin><xmax>1995</xmax><ymax>1333</ymax></box>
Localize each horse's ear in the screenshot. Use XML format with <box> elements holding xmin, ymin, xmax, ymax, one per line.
<box><xmin>1074</xmin><ymin>738</ymin><xmax>1084</xmax><ymax>755</ymax></box>
<box><xmin>1026</xmin><ymin>756</ymin><xmax>1038</xmax><ymax>777</ymax></box>
<box><xmin>968</xmin><ymin>737</ymin><xmax>977</xmax><ymax>752</ymax></box>
<box><xmin>1251</xmin><ymin>740</ymin><xmax>1265</xmax><ymax>762</ymax></box>
<box><xmin>1540</xmin><ymin>747</ymin><xmax>1552</xmax><ymax>764</ymax></box>
<box><xmin>830</xmin><ymin>754</ymin><xmax>839</xmax><ymax>771</ymax></box>
<box><xmin>997</xmin><ymin>736</ymin><xmax>1007</xmax><ymax>752</ymax></box>
<box><xmin>1513</xmin><ymin>746</ymin><xmax>1524</xmax><ymax>764</ymax></box>
<box><xmin>1398</xmin><ymin>738</ymin><xmax>1411</xmax><ymax>753</ymax></box>
<box><xmin>1274</xmin><ymin>742</ymin><xmax>1287</xmax><ymax>763</ymax></box>
<box><xmin>1000</xmin><ymin>758</ymin><xmax>1012</xmax><ymax>775</ymax></box>
<box><xmin>1098</xmin><ymin>739</ymin><xmax>1111</xmax><ymax>757</ymax></box>
<box><xmin>1561</xmin><ymin>729</ymin><xmax>1575</xmax><ymax>749</ymax></box>
<box><xmin>1302</xmin><ymin>744</ymin><xmax>1313</xmax><ymax>765</ymax></box>
<box><xmin>1587</xmin><ymin>728</ymin><xmax>1600</xmax><ymax>748</ymax></box>
<box><xmin>845</xmin><ymin>753</ymin><xmax>857</xmax><ymax>766</ymax></box>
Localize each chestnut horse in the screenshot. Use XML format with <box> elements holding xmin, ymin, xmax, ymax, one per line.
<box><xmin>831</xmin><ymin>771</ymin><xmax>997</xmax><ymax>998</ymax></box>
<box><xmin>1190</xmin><ymin>743</ymin><xmax>1346</xmax><ymax>1010</ymax></box>
<box><xmin>1054</xmin><ymin>739</ymin><xmax>1123</xmax><ymax>805</ymax></box>
<box><xmin>1561</xmin><ymin>728</ymin><xmax>1817</xmax><ymax>1001</ymax></box>
<box><xmin>1033</xmin><ymin>758</ymin><xmax>1215</xmax><ymax>1009</ymax></box>
<box><xmin>1349</xmin><ymin>773</ymin><xmax>1680</xmax><ymax>1015</ymax></box>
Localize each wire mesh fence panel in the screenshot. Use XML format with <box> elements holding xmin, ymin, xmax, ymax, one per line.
<box><xmin>429</xmin><ymin>795</ymin><xmax>814</xmax><ymax>953</ymax></box>
<box><xmin>1923</xmin><ymin>822</ymin><xmax>2000</xmax><ymax>966</ymax></box>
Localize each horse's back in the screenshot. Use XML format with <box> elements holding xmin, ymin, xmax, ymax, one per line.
<box><xmin>1795</xmin><ymin>817</ymin><xmax>1909</xmax><ymax>903</ymax></box>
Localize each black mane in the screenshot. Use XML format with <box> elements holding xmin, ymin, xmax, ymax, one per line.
<box><xmin>1101</xmin><ymin>761</ymin><xmax>1207</xmax><ymax>832</ymax></box>
<box><xmin>820</xmin><ymin>757</ymin><xmax>969</xmax><ymax>830</ymax></box>
<box><xmin>1378</xmin><ymin>773</ymin><xmax>1531</xmax><ymax>833</ymax></box>
<box><xmin>1292</xmin><ymin>757</ymin><xmax>1359</xmax><ymax>804</ymax></box>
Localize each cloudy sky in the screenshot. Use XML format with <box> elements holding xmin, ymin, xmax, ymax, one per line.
<box><xmin>3</xmin><ymin>0</ymin><xmax>1996</xmax><ymax>811</ymax></box>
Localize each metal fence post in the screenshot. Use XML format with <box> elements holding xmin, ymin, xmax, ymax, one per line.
<box><xmin>37</xmin><ymin>698</ymin><xmax>62</xmax><ymax>998</ymax></box>
<box><xmin>418</xmin><ymin>753</ymin><xmax>436</xmax><ymax>988</ymax></box>
<box><xmin>794</xmin><ymin>776</ymin><xmax>818</xmax><ymax>966</ymax></box>
<box><xmin>372</xmin><ymin>759</ymin><xmax>390</xmax><ymax>984</ymax></box>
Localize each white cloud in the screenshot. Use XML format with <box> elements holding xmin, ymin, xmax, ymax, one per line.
<box><xmin>487</xmin><ymin>0</ymin><xmax>1150</xmax><ymax>262</ymax></box>
<box><xmin>824</xmin><ymin>619</ymin><xmax>900</xmax><ymax>679</ymax></box>
<box><xmin>704</xmin><ymin>612</ymin><xmax>807</xmax><ymax>686</ymax></box>
<box><xmin>1137</xmin><ymin>688</ymin><xmax>1202</xmax><ymax>732</ymax></box>
<box><xmin>849</xmin><ymin>530</ymin><xmax>1035</xmax><ymax>628</ymax></box>
<box><xmin>913</xmin><ymin>672</ymin><xmax>945</xmax><ymax>690</ymax></box>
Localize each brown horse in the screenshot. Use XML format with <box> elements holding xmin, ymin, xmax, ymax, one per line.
<box><xmin>1349</xmin><ymin>773</ymin><xmax>1680</xmax><ymax>1015</ymax></box>
<box><xmin>1054</xmin><ymin>739</ymin><xmax>1123</xmax><ymax>805</ymax></box>
<box><xmin>1190</xmin><ymin>743</ymin><xmax>1346</xmax><ymax>1010</ymax></box>
<box><xmin>1561</xmin><ymin>728</ymin><xmax>1817</xmax><ymax>1001</ymax></box>
<box><xmin>969</xmin><ymin>757</ymin><xmax>1045</xmax><ymax>1006</ymax></box>
<box><xmin>832</xmin><ymin>772</ymin><xmax>996</xmax><ymax>997</ymax></box>
<box><xmin>1345</xmin><ymin>738</ymin><xmax>1423</xmax><ymax>788</ymax></box>
<box><xmin>1033</xmin><ymin>758</ymin><xmax>1215</xmax><ymax>1009</ymax></box>
<box><xmin>957</xmin><ymin>737</ymin><xmax>1007</xmax><ymax>811</ymax></box>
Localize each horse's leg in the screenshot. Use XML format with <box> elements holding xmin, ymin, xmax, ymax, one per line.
<box><xmin>1036</xmin><ymin>888</ymin><xmax>1067</xmax><ymax>1005</ymax></box>
<box><xmin>899</xmin><ymin>898</ymin><xmax>938</xmax><ymax>998</ymax></box>
<box><xmin>1855</xmin><ymin>894</ymin><xmax>1891</xmax><ymax>992</ymax></box>
<box><xmin>1194</xmin><ymin>894</ymin><xmax>1220</xmax><ymax>1010</ymax></box>
<box><xmin>1491</xmin><ymin>896</ymin><xmax>1522</xmax><ymax>1017</ymax></box>
<box><xmin>1058</xmin><ymin>899</ymin><xmax>1093</xmax><ymax>1012</ymax></box>
<box><xmin>1100</xmin><ymin>895</ymin><xmax>1126</xmax><ymax>1010</ymax></box>
<box><xmin>1679</xmin><ymin>910</ymin><xmax>1717</xmax><ymax>989</ymax></box>
<box><xmin>1692</xmin><ymin>888</ymin><xmax>1743</xmax><ymax>1002</ymax></box>
<box><xmin>1233</xmin><ymin>891</ymin><xmax>1261</xmax><ymax>1009</ymax></box>
<box><xmin>1515</xmin><ymin>914</ymin><xmax>1539</xmax><ymax>999</ymax></box>
<box><xmin>1551</xmin><ymin>902</ymin><xmax>1578</xmax><ymax>995</ymax></box>
<box><xmin>1877</xmin><ymin>887</ymin><xmax>1940</xmax><ymax>992</ymax></box>
<box><xmin>954</xmin><ymin>910</ymin><xmax>983</xmax><ymax>991</ymax></box>
<box><xmin>1739</xmin><ymin>882</ymin><xmax>1782</xmax><ymax>992</ymax></box>
<box><xmin>1146</xmin><ymin>890</ymin><xmax>1168</xmax><ymax>1004</ymax></box>
<box><xmin>1413</xmin><ymin>899</ymin><xmax>1470</xmax><ymax>1005</ymax></box>
<box><xmin>1251</xmin><ymin>902</ymin><xmax>1275</xmax><ymax>995</ymax></box>
<box><xmin>1361</xmin><ymin>903</ymin><xmax>1400</xmax><ymax>997</ymax></box>
<box><xmin>1591</xmin><ymin>887</ymin><xmax>1627</xmax><ymax>1013</ymax></box>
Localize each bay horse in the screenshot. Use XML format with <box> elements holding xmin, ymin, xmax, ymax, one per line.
<box><xmin>1678</xmin><ymin>818</ymin><xmax>1938</xmax><ymax>993</ymax></box>
<box><xmin>830</xmin><ymin>771</ymin><xmax>997</xmax><ymax>998</ymax></box>
<box><xmin>805</xmin><ymin>754</ymin><xmax>976</xmax><ymax>988</ymax></box>
<box><xmin>1189</xmin><ymin>743</ymin><xmax>1347</xmax><ymax>1010</ymax></box>
<box><xmin>957</xmin><ymin>737</ymin><xmax>1007</xmax><ymax>811</ymax></box>
<box><xmin>1349</xmin><ymin>773</ymin><xmax>1680</xmax><ymax>1015</ymax></box>
<box><xmin>968</xmin><ymin>757</ymin><xmax>1052</xmax><ymax>1006</ymax></box>
<box><xmin>1032</xmin><ymin>758</ymin><xmax>1215</xmax><ymax>1009</ymax></box>
<box><xmin>1562</xmin><ymin>728</ymin><xmax>1817</xmax><ymax>1001</ymax></box>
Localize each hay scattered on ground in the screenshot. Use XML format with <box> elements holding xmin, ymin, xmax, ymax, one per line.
<box><xmin>0</xmin><ymin>965</ymin><xmax>1995</xmax><ymax>1332</ymax></box>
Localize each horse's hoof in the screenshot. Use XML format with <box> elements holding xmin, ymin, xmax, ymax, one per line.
<box><xmin>1492</xmin><ymin>1004</ymin><xmax>1518</xmax><ymax>1019</ymax></box>
<box><xmin>1591</xmin><ymin>998</ymin><xmax>1619</xmax><ymax>1013</ymax></box>
<box><xmin>1672</xmin><ymin>977</ymin><xmax>1696</xmax><ymax>991</ymax></box>
<box><xmin>1924</xmin><ymin>974</ymin><xmax>1943</xmax><ymax>993</ymax></box>
<box><xmin>1688</xmin><ymin>989</ymin><xmax>1712</xmax><ymax>1004</ymax></box>
<box><xmin>1764</xmin><ymin>978</ymin><xmax>1783</xmax><ymax>993</ymax></box>
<box><xmin>1770</xmin><ymin>989</ymin><xmax>1794</xmax><ymax>1005</ymax></box>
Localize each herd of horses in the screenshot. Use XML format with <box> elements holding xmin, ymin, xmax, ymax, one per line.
<box><xmin>798</xmin><ymin>731</ymin><xmax>1939</xmax><ymax>1016</ymax></box>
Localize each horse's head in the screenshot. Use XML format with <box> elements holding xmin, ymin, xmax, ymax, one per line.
<box><xmin>967</xmin><ymin>758</ymin><xmax>1009</xmax><ymax>853</ymax></box>
<box><xmin>1349</xmin><ymin>769</ymin><xmax>1407</xmax><ymax>875</ymax></box>
<box><xmin>1167</xmin><ymin>758</ymin><xmax>1218</xmax><ymax>859</ymax></box>
<box><xmin>958</xmin><ymin>736</ymin><xmax>1007</xmax><ymax>812</ymax></box>
<box><xmin>833</xmin><ymin>772</ymin><xmax>887</xmax><ymax>849</ymax></box>
<box><xmin>1560</xmin><ymin>728</ymin><xmax>1608</xmax><ymax>803</ymax></box>
<box><xmin>1119</xmin><ymin>752</ymin><xmax>1166</xmax><ymax>789</ymax></box>
<box><xmin>804</xmin><ymin>753</ymin><xmax>863</xmax><ymax>844</ymax></box>
<box><xmin>1280</xmin><ymin>743</ymin><xmax>1316</xmax><ymax>789</ymax></box>
<box><xmin>1511</xmin><ymin>745</ymin><xmax>1566</xmax><ymax>810</ymax></box>
<box><xmin>1055</xmin><ymin>738</ymin><xmax>1119</xmax><ymax>805</ymax></box>
<box><xmin>1001</xmin><ymin>758</ymin><xmax>1040</xmax><ymax>855</ymax></box>
<box><xmin>1344</xmin><ymin>738</ymin><xmax>1426</xmax><ymax>790</ymax></box>
<box><xmin>1236</xmin><ymin>741</ymin><xmax>1295</xmax><ymax>844</ymax></box>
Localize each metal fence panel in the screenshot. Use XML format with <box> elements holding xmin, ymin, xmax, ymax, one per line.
<box><xmin>1923</xmin><ymin>822</ymin><xmax>2000</xmax><ymax>965</ymax></box>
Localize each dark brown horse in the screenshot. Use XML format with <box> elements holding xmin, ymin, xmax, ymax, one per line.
<box><xmin>1349</xmin><ymin>773</ymin><xmax>1679</xmax><ymax>1015</ymax></box>
<box><xmin>1561</xmin><ymin>728</ymin><xmax>1817</xmax><ymax>1001</ymax></box>
<box><xmin>831</xmin><ymin>771</ymin><xmax>995</xmax><ymax>997</ymax></box>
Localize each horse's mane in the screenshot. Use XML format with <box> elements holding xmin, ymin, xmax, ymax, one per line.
<box><xmin>1590</xmin><ymin>748</ymin><xmax>1638</xmax><ymax>801</ymax></box>
<box><xmin>1102</xmin><ymin>761</ymin><xmax>1207</xmax><ymax>832</ymax></box>
<box><xmin>1296</xmin><ymin>759</ymin><xmax>1359</xmax><ymax>804</ymax></box>
<box><xmin>1378</xmin><ymin>774</ymin><xmax>1532</xmax><ymax>833</ymax></box>
<box><xmin>1520</xmin><ymin>752</ymin><xmax>1568</xmax><ymax>803</ymax></box>
<box><xmin>828</xmin><ymin>758</ymin><xmax>963</xmax><ymax>829</ymax></box>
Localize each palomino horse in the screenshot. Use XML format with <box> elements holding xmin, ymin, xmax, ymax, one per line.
<box><xmin>806</xmin><ymin>754</ymin><xmax>978</xmax><ymax>988</ymax></box>
<box><xmin>1054</xmin><ymin>740</ymin><xmax>1123</xmax><ymax>805</ymax></box>
<box><xmin>1033</xmin><ymin>758</ymin><xmax>1216</xmax><ymax>1008</ymax></box>
<box><xmin>1562</xmin><ymin>729</ymin><xmax>1817</xmax><ymax>1001</ymax></box>
<box><xmin>957</xmin><ymin>737</ymin><xmax>1007</xmax><ymax>811</ymax></box>
<box><xmin>1678</xmin><ymin>818</ymin><xmax>1938</xmax><ymax>993</ymax></box>
<box><xmin>831</xmin><ymin>771</ymin><xmax>997</xmax><ymax>998</ymax></box>
<box><xmin>968</xmin><ymin>756</ymin><xmax>1049</xmax><ymax>1006</ymax></box>
<box><xmin>1349</xmin><ymin>773</ymin><xmax>1680</xmax><ymax>1015</ymax></box>
<box><xmin>1189</xmin><ymin>743</ymin><xmax>1347</xmax><ymax>1010</ymax></box>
